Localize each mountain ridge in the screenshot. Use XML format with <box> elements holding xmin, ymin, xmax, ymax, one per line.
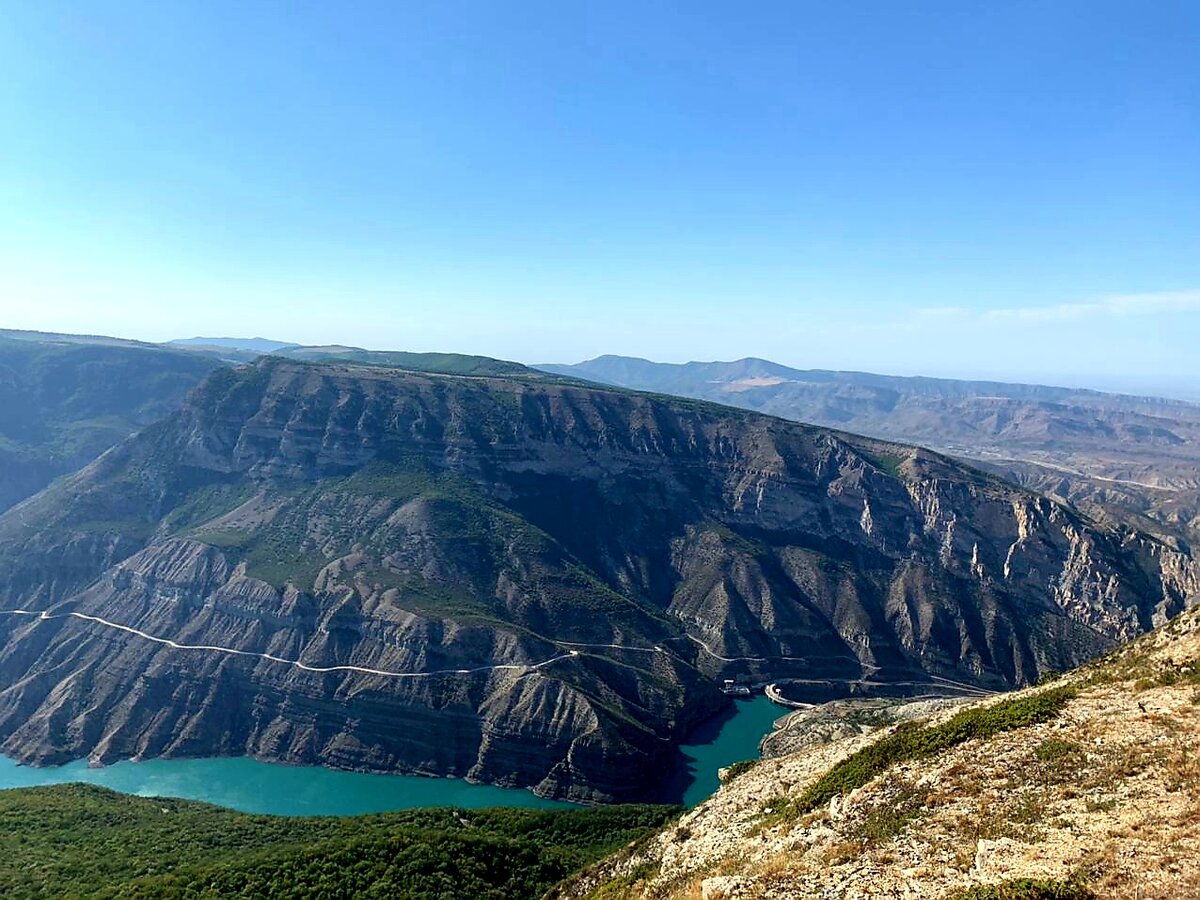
<box><xmin>540</xmin><ymin>355</ymin><xmax>1200</xmax><ymax>408</ymax></box>
<box><xmin>0</xmin><ymin>357</ymin><xmax>1194</xmax><ymax>801</ymax></box>
<box><xmin>0</xmin><ymin>329</ymin><xmax>569</xmax><ymax>517</ymax></box>
<box><xmin>540</xmin><ymin>355</ymin><xmax>1200</xmax><ymax>546</ymax></box>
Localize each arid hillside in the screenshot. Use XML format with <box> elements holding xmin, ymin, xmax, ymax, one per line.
<box><xmin>557</xmin><ymin>605</ymin><xmax>1200</xmax><ymax>899</ymax></box>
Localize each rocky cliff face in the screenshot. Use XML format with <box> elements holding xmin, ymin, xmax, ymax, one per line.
<box><xmin>981</xmin><ymin>456</ymin><xmax>1200</xmax><ymax>548</ymax></box>
<box><xmin>0</xmin><ymin>358</ymin><xmax>1194</xmax><ymax>801</ymax></box>
<box><xmin>542</xmin><ymin>355</ymin><xmax>1200</xmax><ymax>546</ymax></box>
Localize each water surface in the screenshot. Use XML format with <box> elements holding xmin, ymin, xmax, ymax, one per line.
<box><xmin>0</xmin><ymin>694</ymin><xmax>785</xmax><ymax>814</ymax></box>
<box><xmin>664</xmin><ymin>694</ymin><xmax>782</xmax><ymax>807</ymax></box>
<box><xmin>0</xmin><ymin>755</ymin><xmax>570</xmax><ymax>816</ymax></box>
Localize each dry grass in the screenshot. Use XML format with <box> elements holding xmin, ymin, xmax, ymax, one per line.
<box><xmin>564</xmin><ymin>607</ymin><xmax>1200</xmax><ymax>900</ymax></box>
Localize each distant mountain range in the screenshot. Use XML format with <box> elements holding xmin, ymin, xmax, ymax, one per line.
<box><xmin>539</xmin><ymin>356</ymin><xmax>1200</xmax><ymax>545</ymax></box>
<box><xmin>167</xmin><ymin>337</ymin><xmax>302</xmax><ymax>353</ymax></box>
<box><xmin>535</xmin><ymin>357</ymin><xmax>1200</xmax><ymax>475</ymax></box>
<box><xmin>6</xmin><ymin>329</ymin><xmax>1195</xmax><ymax>546</ymax></box>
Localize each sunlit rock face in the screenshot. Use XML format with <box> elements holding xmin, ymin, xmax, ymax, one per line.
<box><xmin>0</xmin><ymin>358</ymin><xmax>1193</xmax><ymax>800</ymax></box>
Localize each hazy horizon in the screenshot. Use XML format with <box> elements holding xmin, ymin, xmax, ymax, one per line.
<box><xmin>4</xmin><ymin>322</ymin><xmax>1197</xmax><ymax>401</ymax></box>
<box><xmin>2</xmin><ymin>2</ymin><xmax>1197</xmax><ymax>386</ymax></box>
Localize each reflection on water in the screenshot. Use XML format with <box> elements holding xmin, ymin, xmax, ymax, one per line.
<box><xmin>661</xmin><ymin>694</ymin><xmax>783</xmax><ymax>807</ymax></box>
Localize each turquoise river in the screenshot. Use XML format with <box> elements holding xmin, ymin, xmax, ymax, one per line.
<box><xmin>0</xmin><ymin>695</ymin><xmax>781</xmax><ymax>815</ymax></box>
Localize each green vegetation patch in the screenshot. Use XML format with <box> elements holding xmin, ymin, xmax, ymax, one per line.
<box><xmin>721</xmin><ymin>759</ymin><xmax>760</xmax><ymax>784</ymax></box>
<box><xmin>584</xmin><ymin>860</ymin><xmax>662</xmax><ymax>899</ymax></box>
<box><xmin>1150</xmin><ymin>661</ymin><xmax>1200</xmax><ymax>688</ymax></box>
<box><xmin>949</xmin><ymin>876</ymin><xmax>1094</xmax><ymax>899</ymax></box>
<box><xmin>866</xmin><ymin>451</ymin><xmax>907</xmax><ymax>478</ymax></box>
<box><xmin>0</xmin><ymin>784</ymin><xmax>678</xmax><ymax>899</ymax></box>
<box><xmin>295</xmin><ymin>349</ymin><xmax>534</xmax><ymax>378</ymax></box>
<box><xmin>190</xmin><ymin>526</ymin><xmax>254</xmax><ymax>550</ymax></box>
<box><xmin>327</xmin><ymin>458</ymin><xmax>443</xmax><ymax>501</ymax></box>
<box><xmin>243</xmin><ymin>538</ymin><xmax>328</xmax><ymax>591</ymax></box>
<box><xmin>163</xmin><ymin>482</ymin><xmax>258</xmax><ymax>534</ymax></box>
<box><xmin>770</xmin><ymin>686</ymin><xmax>1076</xmax><ymax>821</ymax></box>
<box><xmin>358</xmin><ymin>566</ymin><xmax>498</xmax><ymax>621</ymax></box>
<box><xmin>849</xmin><ymin>779</ymin><xmax>930</xmax><ymax>844</ymax></box>
<box><xmin>1033</xmin><ymin>738</ymin><xmax>1085</xmax><ymax>769</ymax></box>
<box><xmin>1088</xmin><ymin>653</ymin><xmax>1200</xmax><ymax>693</ymax></box>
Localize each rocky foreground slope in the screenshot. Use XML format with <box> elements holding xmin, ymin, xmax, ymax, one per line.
<box><xmin>558</xmin><ymin>606</ymin><xmax>1200</xmax><ymax>899</ymax></box>
<box><xmin>0</xmin><ymin>357</ymin><xmax>1195</xmax><ymax>801</ymax></box>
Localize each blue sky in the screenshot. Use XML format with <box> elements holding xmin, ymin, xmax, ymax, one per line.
<box><xmin>1</xmin><ymin>1</ymin><xmax>1197</xmax><ymax>386</ymax></box>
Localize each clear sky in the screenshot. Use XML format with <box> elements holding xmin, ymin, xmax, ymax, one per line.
<box><xmin>1</xmin><ymin>1</ymin><xmax>1197</xmax><ymax>387</ymax></box>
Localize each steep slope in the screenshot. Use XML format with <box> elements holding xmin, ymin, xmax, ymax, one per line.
<box><xmin>540</xmin><ymin>356</ymin><xmax>1200</xmax><ymax>543</ymax></box>
<box><xmin>0</xmin><ymin>326</ymin><xmax>559</xmax><ymax>517</ymax></box>
<box><xmin>0</xmin><ymin>332</ymin><xmax>225</xmax><ymax>514</ymax></box>
<box><xmin>971</xmin><ymin>458</ymin><xmax>1200</xmax><ymax>556</ymax></box>
<box><xmin>0</xmin><ymin>358</ymin><xmax>1194</xmax><ymax>801</ymax></box>
<box><xmin>560</xmin><ymin>606</ymin><xmax>1200</xmax><ymax>899</ymax></box>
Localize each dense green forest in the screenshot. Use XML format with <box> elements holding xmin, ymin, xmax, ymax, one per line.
<box><xmin>0</xmin><ymin>785</ymin><xmax>678</xmax><ymax>898</ymax></box>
